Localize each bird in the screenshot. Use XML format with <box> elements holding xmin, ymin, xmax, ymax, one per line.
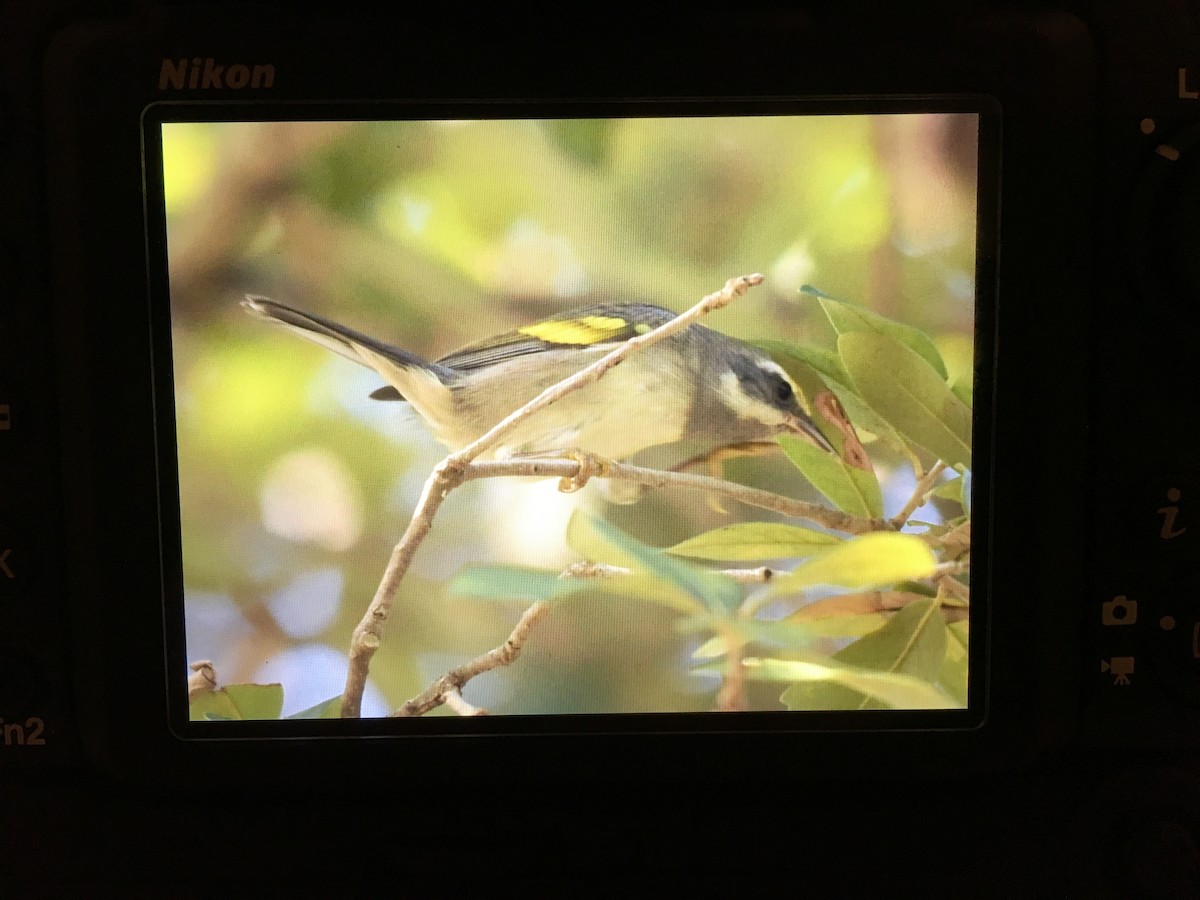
<box><xmin>242</xmin><ymin>295</ymin><xmax>834</xmax><ymax>463</ymax></box>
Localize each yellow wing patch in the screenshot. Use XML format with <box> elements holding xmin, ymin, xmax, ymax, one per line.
<box><xmin>518</xmin><ymin>315</ymin><xmax>630</xmax><ymax>346</ymax></box>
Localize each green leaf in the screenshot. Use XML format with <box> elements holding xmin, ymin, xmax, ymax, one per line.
<box><xmin>578</xmin><ymin>573</ymin><xmax>707</xmax><ymax>614</ymax></box>
<box><xmin>667</xmin><ymin>522</ymin><xmax>842</xmax><ymax>562</ymax></box>
<box><xmin>778</xmin><ymin>434</ymin><xmax>883</xmax><ymax>518</ymax></box>
<box><xmin>222</xmin><ymin>683</ymin><xmax>285</xmax><ymax>720</ymax></box>
<box><xmin>451</xmin><ymin>563</ymin><xmax>703</xmax><ymax>613</ymax></box>
<box><xmin>836</xmin><ymin>599</ymin><xmax>947</xmax><ymax>676</ymax></box>
<box><xmin>951</xmin><ymin>378</ymin><xmax>973</xmax><ymax>409</ymax></box>
<box><xmin>189</xmin><ymin>689</ymin><xmax>242</xmax><ymax>722</ymax></box>
<box><xmin>766</xmin><ymin>532</ymin><xmax>939</xmax><ymax>597</ymax></box>
<box><xmin>566</xmin><ymin>512</ymin><xmax>740</xmax><ymax>613</ymax></box>
<box><xmin>838</xmin><ymin>331</ymin><xmax>972</xmax><ymax>467</ymax></box>
<box><xmin>189</xmin><ymin>683</ymin><xmax>286</xmax><ymax>721</ymax></box>
<box><xmin>803</xmin><ymin>285</ymin><xmax>948</xmax><ymax>379</ymax></box>
<box><xmin>932</xmin><ymin>475</ymin><xmax>963</xmax><ymax>503</ymax></box>
<box><xmin>287</xmin><ymin>694</ymin><xmax>344</xmax><ymax>720</ymax></box>
<box><xmin>781</xmin><ymin>598</ymin><xmax>949</xmax><ymax>710</ymax></box>
<box><xmin>757</xmin><ymin>341</ymin><xmax>911</xmax><ymax>455</ymax></box>
<box><xmin>449</xmin><ymin>565</ymin><xmax>573</xmax><ymax>603</ymax></box>
<box><xmin>756</xmin><ymin>340</ymin><xmax>850</xmax><ymax>386</ymax></box>
<box><xmin>542</xmin><ymin>119</ymin><xmax>615</xmax><ymax>169</ymax></box>
<box><xmin>743</xmin><ymin>657</ymin><xmax>955</xmax><ymax>710</ymax></box>
<box><xmin>677</xmin><ymin>615</ymin><xmax>817</xmax><ymax>651</ymax></box>
<box><xmin>939</xmin><ymin>620</ymin><xmax>970</xmax><ymax>706</ymax></box>
<box><xmin>798</xmin><ymin>613</ymin><xmax>890</xmax><ymax>638</ymax></box>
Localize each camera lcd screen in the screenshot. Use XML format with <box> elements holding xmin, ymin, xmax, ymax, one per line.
<box><xmin>145</xmin><ymin>104</ymin><xmax>990</xmax><ymax>730</ymax></box>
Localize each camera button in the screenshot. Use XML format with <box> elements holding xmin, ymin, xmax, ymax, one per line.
<box><xmin>0</xmin><ymin>380</ymin><xmax>24</xmax><ymax>460</ymax></box>
<box><xmin>0</xmin><ymin>525</ymin><xmax>25</xmax><ymax>601</ymax></box>
<box><xmin>1146</xmin><ymin>571</ymin><xmax>1200</xmax><ymax>706</ymax></box>
<box><xmin>1126</xmin><ymin>475</ymin><xmax>1198</xmax><ymax>552</ymax></box>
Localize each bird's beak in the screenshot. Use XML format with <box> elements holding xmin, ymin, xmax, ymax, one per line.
<box><xmin>781</xmin><ymin>412</ymin><xmax>836</xmax><ymax>454</ymax></box>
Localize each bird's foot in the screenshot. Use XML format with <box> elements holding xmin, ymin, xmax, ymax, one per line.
<box><xmin>557</xmin><ymin>450</ymin><xmax>614</xmax><ymax>493</ymax></box>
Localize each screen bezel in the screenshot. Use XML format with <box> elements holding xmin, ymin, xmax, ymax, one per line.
<box><xmin>140</xmin><ymin>97</ymin><xmax>999</xmax><ymax>741</ymax></box>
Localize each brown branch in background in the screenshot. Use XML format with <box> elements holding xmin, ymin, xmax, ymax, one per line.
<box><xmin>394</xmin><ymin>601</ymin><xmax>552</xmax><ymax>717</ymax></box>
<box><xmin>790</xmin><ymin>589</ymin><xmax>968</xmax><ymax>623</ymax></box>
<box><xmin>342</xmin><ymin>275</ymin><xmax>769</xmax><ymax>717</ymax></box>
<box><xmin>890</xmin><ymin>461</ymin><xmax>947</xmax><ymax>528</ymax></box>
<box><xmin>791</xmin><ymin>590</ymin><xmax>929</xmax><ymax>620</ymax></box>
<box><xmin>715</xmin><ymin>637</ymin><xmax>750</xmax><ymax>712</ymax></box>
<box><xmin>938</xmin><ymin>520</ymin><xmax>971</xmax><ymax>559</ymax></box>
<box><xmin>170</xmin><ymin>123</ymin><xmax>354</xmax><ymax>312</ymax></box>
<box><xmin>936</xmin><ymin>574</ymin><xmax>971</xmax><ymax>603</ymax></box>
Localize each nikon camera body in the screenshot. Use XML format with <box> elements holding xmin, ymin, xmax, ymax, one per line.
<box><xmin>1</xmin><ymin>0</ymin><xmax>1199</xmax><ymax>892</ymax></box>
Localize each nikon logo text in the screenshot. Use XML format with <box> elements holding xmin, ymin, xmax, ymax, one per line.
<box><xmin>159</xmin><ymin>58</ymin><xmax>276</xmax><ymax>90</ymax></box>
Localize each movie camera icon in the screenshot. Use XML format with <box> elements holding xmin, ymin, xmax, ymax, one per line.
<box><xmin>1100</xmin><ymin>656</ymin><xmax>1135</xmax><ymax>685</ymax></box>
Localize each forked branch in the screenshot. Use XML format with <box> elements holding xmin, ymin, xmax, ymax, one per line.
<box><xmin>341</xmin><ymin>274</ymin><xmax>768</xmax><ymax>717</ymax></box>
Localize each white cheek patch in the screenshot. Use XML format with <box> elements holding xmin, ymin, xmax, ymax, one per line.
<box><xmin>717</xmin><ymin>367</ymin><xmax>791</xmax><ymax>427</ymax></box>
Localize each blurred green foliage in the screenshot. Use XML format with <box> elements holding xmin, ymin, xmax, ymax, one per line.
<box><xmin>164</xmin><ymin>113</ymin><xmax>977</xmax><ymax>718</ymax></box>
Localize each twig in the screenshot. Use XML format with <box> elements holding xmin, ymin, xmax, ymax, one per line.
<box><xmin>460</xmin><ymin>273</ymin><xmax>765</xmax><ymax>464</ymax></box>
<box><xmin>342</xmin><ymin>275</ymin><xmax>768</xmax><ymax>717</ymax></box>
<box><xmin>394</xmin><ymin>601</ymin><xmax>552</xmax><ymax>717</ymax></box>
<box><xmin>789</xmin><ymin>590</ymin><xmax>930</xmax><ymax>619</ymax></box>
<box><xmin>393</xmin><ymin>535</ymin><xmax>777</xmax><ymax>717</ymax></box>
<box><xmin>715</xmin><ymin>637</ymin><xmax>750</xmax><ymax>712</ymax></box>
<box><xmin>563</xmin><ymin>560</ymin><xmax>777</xmax><ymax>584</ymax></box>
<box><xmin>187</xmin><ymin>660</ymin><xmax>217</xmax><ymax>701</ymax></box>
<box><xmin>467</xmin><ymin>458</ymin><xmax>887</xmax><ymax>535</ymax></box>
<box><xmin>933</xmin><ymin>559</ymin><xmax>970</xmax><ymax>578</ymax></box>
<box><xmin>890</xmin><ymin>461</ymin><xmax>947</xmax><ymax>528</ymax></box>
<box><xmin>340</xmin><ymin>458</ymin><xmax>466</xmax><ymax>716</ymax></box>
<box><xmin>938</xmin><ymin>520</ymin><xmax>971</xmax><ymax>559</ymax></box>
<box><xmin>936</xmin><ymin>574</ymin><xmax>971</xmax><ymax>602</ymax></box>
<box><xmin>443</xmin><ymin>688</ymin><xmax>486</xmax><ymax>717</ymax></box>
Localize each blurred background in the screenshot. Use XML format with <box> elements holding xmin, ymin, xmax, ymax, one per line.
<box><xmin>160</xmin><ymin>112</ymin><xmax>979</xmax><ymax>717</ymax></box>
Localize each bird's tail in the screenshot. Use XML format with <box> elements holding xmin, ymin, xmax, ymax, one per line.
<box><xmin>241</xmin><ymin>296</ymin><xmax>458</xmax><ymax>401</ymax></box>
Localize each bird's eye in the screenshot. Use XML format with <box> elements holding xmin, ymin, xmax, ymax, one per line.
<box><xmin>774</xmin><ymin>377</ymin><xmax>794</xmax><ymax>403</ymax></box>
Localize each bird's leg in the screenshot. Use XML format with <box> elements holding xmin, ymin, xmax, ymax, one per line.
<box><xmin>671</xmin><ymin>441</ymin><xmax>780</xmax><ymax>477</ymax></box>
<box><xmin>556</xmin><ymin>449</ymin><xmax>616</xmax><ymax>493</ymax></box>
<box><xmin>671</xmin><ymin>442</ymin><xmax>779</xmax><ymax>514</ymax></box>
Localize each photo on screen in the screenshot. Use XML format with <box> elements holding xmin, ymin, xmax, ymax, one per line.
<box><xmin>148</xmin><ymin>106</ymin><xmax>982</xmax><ymax>724</ymax></box>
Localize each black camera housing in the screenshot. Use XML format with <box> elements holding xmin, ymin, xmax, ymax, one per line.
<box><xmin>3</xmin><ymin>4</ymin><xmax>1200</xmax><ymax>883</ymax></box>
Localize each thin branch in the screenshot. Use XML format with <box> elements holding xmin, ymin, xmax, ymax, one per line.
<box><xmin>938</xmin><ymin>520</ymin><xmax>971</xmax><ymax>559</ymax></box>
<box><xmin>715</xmin><ymin>636</ymin><xmax>750</xmax><ymax>712</ymax></box>
<box><xmin>343</xmin><ymin>274</ymin><xmax>768</xmax><ymax>717</ymax></box>
<box><xmin>936</xmin><ymin>574</ymin><xmax>971</xmax><ymax>602</ymax></box>
<box><xmin>443</xmin><ymin>688</ymin><xmax>486</xmax><ymax>717</ymax></box>
<box><xmin>890</xmin><ymin>461</ymin><xmax>947</xmax><ymax>528</ymax></box>
<box><xmin>466</xmin><ymin>458</ymin><xmax>888</xmax><ymax>535</ymax></box>
<box><xmin>459</xmin><ymin>273</ymin><xmax>765</xmax><ymax>466</ymax></box>
<box><xmin>394</xmin><ymin>558</ymin><xmax>780</xmax><ymax>718</ymax></box>
<box><xmin>789</xmin><ymin>590</ymin><xmax>931</xmax><ymax>620</ymax></box>
<box><xmin>933</xmin><ymin>559</ymin><xmax>970</xmax><ymax>578</ymax></box>
<box><xmin>187</xmin><ymin>660</ymin><xmax>218</xmax><ymax>702</ymax></box>
<box><xmin>562</xmin><ymin>560</ymin><xmax>777</xmax><ymax>584</ymax></box>
<box><xmin>394</xmin><ymin>601</ymin><xmax>552</xmax><ymax>717</ymax></box>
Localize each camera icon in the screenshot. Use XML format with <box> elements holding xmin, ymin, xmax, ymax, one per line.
<box><xmin>1101</xmin><ymin>595</ymin><xmax>1138</xmax><ymax>626</ymax></box>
